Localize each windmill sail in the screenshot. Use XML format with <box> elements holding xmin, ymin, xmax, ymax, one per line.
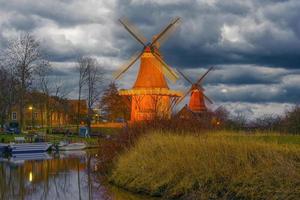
<box><xmin>113</xmin><ymin>17</ymin><xmax>181</xmax><ymax>82</ymax></box>
<box><xmin>113</xmin><ymin>51</ymin><xmax>144</xmax><ymax>80</ymax></box>
<box><xmin>152</xmin><ymin>52</ymin><xmax>179</xmax><ymax>82</ymax></box>
<box><xmin>151</xmin><ymin>17</ymin><xmax>181</xmax><ymax>47</ymax></box>
<box><xmin>119</xmin><ymin>18</ymin><xmax>147</xmax><ymax>46</ymax></box>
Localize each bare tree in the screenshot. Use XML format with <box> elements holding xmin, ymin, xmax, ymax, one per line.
<box><xmin>76</xmin><ymin>57</ymin><xmax>89</xmax><ymax>131</ymax></box>
<box><xmin>34</xmin><ymin>61</ymin><xmax>70</xmax><ymax>131</ymax></box>
<box><xmin>252</xmin><ymin>114</ymin><xmax>281</xmax><ymax>131</ymax></box>
<box><xmin>35</xmin><ymin>60</ymin><xmax>52</xmax><ymax>95</ymax></box>
<box><xmin>3</xmin><ymin>33</ymin><xmax>41</xmax><ymax>131</ymax></box>
<box><xmin>281</xmin><ymin>106</ymin><xmax>300</xmax><ymax>134</ymax></box>
<box><xmin>50</xmin><ymin>77</ymin><xmax>71</xmax><ymax>128</ymax></box>
<box><xmin>34</xmin><ymin>60</ymin><xmax>52</xmax><ymax>128</ymax></box>
<box><xmin>83</xmin><ymin>57</ymin><xmax>104</xmax><ymax>133</ymax></box>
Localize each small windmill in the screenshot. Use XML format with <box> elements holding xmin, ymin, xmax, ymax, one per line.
<box><xmin>114</xmin><ymin>17</ymin><xmax>182</xmax><ymax>121</ymax></box>
<box><xmin>176</xmin><ymin>67</ymin><xmax>214</xmax><ymax>113</ymax></box>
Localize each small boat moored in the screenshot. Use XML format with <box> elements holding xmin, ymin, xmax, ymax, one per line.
<box><xmin>59</xmin><ymin>142</ymin><xmax>87</xmax><ymax>151</ymax></box>
<box><xmin>9</xmin><ymin>142</ymin><xmax>52</xmax><ymax>154</ymax></box>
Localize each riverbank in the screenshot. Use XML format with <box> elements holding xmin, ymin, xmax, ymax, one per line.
<box><xmin>110</xmin><ymin>131</ymin><xmax>300</xmax><ymax>199</ymax></box>
<box><xmin>0</xmin><ymin>133</ymin><xmax>99</xmax><ymax>145</ymax></box>
<box><xmin>0</xmin><ymin>126</ymin><xmax>120</xmax><ymax>144</ymax></box>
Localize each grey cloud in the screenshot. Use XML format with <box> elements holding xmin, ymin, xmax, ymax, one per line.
<box><xmin>115</xmin><ymin>0</ymin><xmax>300</xmax><ymax>69</ymax></box>
<box><xmin>206</xmin><ymin>73</ymin><xmax>300</xmax><ymax>104</ymax></box>
<box><xmin>221</xmin><ymin>102</ymin><xmax>294</xmax><ymax>120</ymax></box>
<box><xmin>0</xmin><ymin>0</ymin><xmax>300</xmax><ymax>118</ymax></box>
<box><xmin>180</xmin><ymin>65</ymin><xmax>293</xmax><ymax>86</ymax></box>
<box><xmin>0</xmin><ymin>0</ymin><xmax>108</xmax><ymax>27</ymax></box>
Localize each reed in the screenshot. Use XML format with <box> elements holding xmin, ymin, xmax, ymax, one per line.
<box><xmin>110</xmin><ymin>131</ymin><xmax>300</xmax><ymax>199</ymax></box>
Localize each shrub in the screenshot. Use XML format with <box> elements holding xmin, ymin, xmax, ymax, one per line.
<box><xmin>281</xmin><ymin>106</ymin><xmax>300</xmax><ymax>134</ymax></box>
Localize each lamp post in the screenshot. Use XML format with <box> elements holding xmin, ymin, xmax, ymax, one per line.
<box><xmin>95</xmin><ymin>114</ymin><xmax>99</xmax><ymax>124</ymax></box>
<box><xmin>28</xmin><ymin>106</ymin><xmax>33</xmax><ymax>129</ymax></box>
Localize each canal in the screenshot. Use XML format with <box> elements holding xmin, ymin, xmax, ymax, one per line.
<box><xmin>0</xmin><ymin>150</ymin><xmax>153</xmax><ymax>200</ymax></box>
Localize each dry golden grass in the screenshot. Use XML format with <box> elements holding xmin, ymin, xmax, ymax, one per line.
<box><xmin>110</xmin><ymin>131</ymin><xmax>300</xmax><ymax>199</ymax></box>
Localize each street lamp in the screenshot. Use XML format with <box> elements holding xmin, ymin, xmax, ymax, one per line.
<box><xmin>28</xmin><ymin>106</ymin><xmax>33</xmax><ymax>129</ymax></box>
<box><xmin>95</xmin><ymin>114</ymin><xmax>99</xmax><ymax>124</ymax></box>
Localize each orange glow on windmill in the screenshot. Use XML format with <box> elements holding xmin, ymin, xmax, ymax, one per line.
<box><xmin>114</xmin><ymin>17</ymin><xmax>182</xmax><ymax>121</ymax></box>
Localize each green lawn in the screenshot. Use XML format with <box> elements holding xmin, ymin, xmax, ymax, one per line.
<box><xmin>0</xmin><ymin>134</ymin><xmax>22</xmax><ymax>143</ymax></box>
<box><xmin>208</xmin><ymin>131</ymin><xmax>300</xmax><ymax>145</ymax></box>
<box><xmin>91</xmin><ymin>127</ymin><xmax>122</xmax><ymax>135</ymax></box>
<box><xmin>0</xmin><ymin>132</ymin><xmax>99</xmax><ymax>145</ymax></box>
<box><xmin>0</xmin><ymin>126</ymin><xmax>122</xmax><ymax>144</ymax></box>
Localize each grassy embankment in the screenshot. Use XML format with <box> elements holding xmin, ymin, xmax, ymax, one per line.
<box><xmin>110</xmin><ymin>131</ymin><xmax>300</xmax><ymax>200</ymax></box>
<box><xmin>0</xmin><ymin>127</ymin><xmax>120</xmax><ymax>144</ymax></box>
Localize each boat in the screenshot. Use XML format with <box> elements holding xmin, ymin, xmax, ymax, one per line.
<box><xmin>9</xmin><ymin>142</ymin><xmax>52</xmax><ymax>154</ymax></box>
<box><xmin>0</xmin><ymin>143</ymin><xmax>9</xmax><ymax>153</ymax></box>
<box><xmin>57</xmin><ymin>140</ymin><xmax>68</xmax><ymax>147</ymax></box>
<box><xmin>59</xmin><ymin>142</ymin><xmax>87</xmax><ymax>151</ymax></box>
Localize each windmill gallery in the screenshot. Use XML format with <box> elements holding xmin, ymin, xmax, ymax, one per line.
<box><xmin>114</xmin><ymin>17</ymin><xmax>217</xmax><ymax>123</ymax></box>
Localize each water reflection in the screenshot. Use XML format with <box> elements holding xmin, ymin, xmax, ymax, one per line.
<box><xmin>0</xmin><ymin>151</ymin><xmax>99</xmax><ymax>199</ymax></box>
<box><xmin>0</xmin><ymin>150</ymin><xmax>157</xmax><ymax>200</ymax></box>
<box><xmin>0</xmin><ymin>150</ymin><xmax>154</xmax><ymax>200</ymax></box>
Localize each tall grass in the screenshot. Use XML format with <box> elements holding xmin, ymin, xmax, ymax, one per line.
<box><xmin>110</xmin><ymin>132</ymin><xmax>300</xmax><ymax>199</ymax></box>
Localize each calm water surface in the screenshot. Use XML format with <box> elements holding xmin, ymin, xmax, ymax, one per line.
<box><xmin>0</xmin><ymin>150</ymin><xmax>152</xmax><ymax>200</ymax></box>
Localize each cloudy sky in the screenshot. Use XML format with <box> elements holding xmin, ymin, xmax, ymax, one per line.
<box><xmin>0</xmin><ymin>0</ymin><xmax>300</xmax><ymax>119</ymax></box>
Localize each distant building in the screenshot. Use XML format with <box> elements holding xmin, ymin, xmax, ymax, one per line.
<box><xmin>175</xmin><ymin>104</ymin><xmax>212</xmax><ymax>121</ymax></box>
<box><xmin>10</xmin><ymin>93</ymin><xmax>88</xmax><ymax>127</ymax></box>
<box><xmin>66</xmin><ymin>99</ymin><xmax>88</xmax><ymax>124</ymax></box>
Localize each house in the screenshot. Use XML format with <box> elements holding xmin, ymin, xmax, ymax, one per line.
<box><xmin>67</xmin><ymin>99</ymin><xmax>88</xmax><ymax>124</ymax></box>
<box><xmin>175</xmin><ymin>104</ymin><xmax>213</xmax><ymax>122</ymax></box>
<box><xmin>10</xmin><ymin>92</ymin><xmax>88</xmax><ymax>128</ymax></box>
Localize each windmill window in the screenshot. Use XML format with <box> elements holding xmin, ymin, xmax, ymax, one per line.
<box><xmin>12</xmin><ymin>112</ymin><xmax>17</xmax><ymax>120</ymax></box>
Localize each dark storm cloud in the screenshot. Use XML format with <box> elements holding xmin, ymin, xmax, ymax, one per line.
<box><xmin>181</xmin><ymin>65</ymin><xmax>291</xmax><ymax>86</ymax></box>
<box><xmin>0</xmin><ymin>0</ymin><xmax>300</xmax><ymax>118</ymax></box>
<box><xmin>206</xmin><ymin>73</ymin><xmax>300</xmax><ymax>104</ymax></box>
<box><xmin>2</xmin><ymin>14</ymin><xmax>39</xmax><ymax>31</ymax></box>
<box><xmin>0</xmin><ymin>0</ymin><xmax>106</xmax><ymax>27</ymax></box>
<box><xmin>1</xmin><ymin>0</ymin><xmax>299</xmax><ymax>68</ymax></box>
<box><xmin>0</xmin><ymin>0</ymin><xmax>118</xmax><ymax>62</ymax></box>
<box><xmin>115</xmin><ymin>0</ymin><xmax>300</xmax><ymax>69</ymax></box>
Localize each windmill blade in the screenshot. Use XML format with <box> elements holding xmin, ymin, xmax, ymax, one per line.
<box><xmin>113</xmin><ymin>50</ymin><xmax>143</xmax><ymax>80</ymax></box>
<box><xmin>196</xmin><ymin>66</ymin><xmax>214</xmax><ymax>85</ymax></box>
<box><xmin>152</xmin><ymin>52</ymin><xmax>179</xmax><ymax>82</ymax></box>
<box><xmin>119</xmin><ymin>18</ymin><xmax>147</xmax><ymax>46</ymax></box>
<box><xmin>177</xmin><ymin>69</ymin><xmax>193</xmax><ymax>85</ymax></box>
<box><xmin>176</xmin><ymin>87</ymin><xmax>192</xmax><ymax>105</ymax></box>
<box><xmin>150</xmin><ymin>17</ymin><xmax>181</xmax><ymax>47</ymax></box>
<box><xmin>204</xmin><ymin>94</ymin><xmax>213</xmax><ymax>104</ymax></box>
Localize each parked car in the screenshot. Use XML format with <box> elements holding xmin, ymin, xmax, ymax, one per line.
<box><xmin>5</xmin><ymin>122</ymin><xmax>20</xmax><ymax>134</ymax></box>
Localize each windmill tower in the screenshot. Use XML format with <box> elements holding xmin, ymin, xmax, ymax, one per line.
<box><xmin>176</xmin><ymin>67</ymin><xmax>214</xmax><ymax>113</ymax></box>
<box><xmin>113</xmin><ymin>17</ymin><xmax>182</xmax><ymax>121</ymax></box>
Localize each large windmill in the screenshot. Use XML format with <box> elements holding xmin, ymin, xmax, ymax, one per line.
<box><xmin>113</xmin><ymin>17</ymin><xmax>182</xmax><ymax>121</ymax></box>
<box><xmin>176</xmin><ymin>67</ymin><xmax>214</xmax><ymax>113</ymax></box>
